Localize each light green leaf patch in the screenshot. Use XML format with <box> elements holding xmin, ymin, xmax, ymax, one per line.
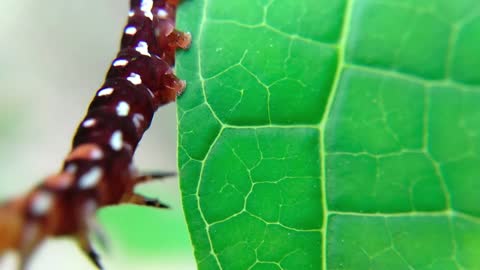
<box><xmin>177</xmin><ymin>0</ymin><xmax>480</xmax><ymax>269</ymax></box>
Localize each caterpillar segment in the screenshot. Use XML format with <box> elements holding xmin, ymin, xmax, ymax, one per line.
<box><xmin>0</xmin><ymin>0</ymin><xmax>190</xmax><ymax>269</ymax></box>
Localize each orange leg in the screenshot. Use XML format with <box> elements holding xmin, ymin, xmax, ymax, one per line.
<box><xmin>168</xmin><ymin>30</ymin><xmax>192</xmax><ymax>49</ymax></box>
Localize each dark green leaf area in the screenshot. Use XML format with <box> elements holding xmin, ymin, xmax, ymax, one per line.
<box><xmin>328</xmin><ymin>215</ymin><xmax>480</xmax><ymax>270</ymax></box>
<box><xmin>209</xmin><ymin>212</ymin><xmax>322</xmax><ymax>270</ymax></box>
<box><xmin>198</xmin><ymin>19</ymin><xmax>337</xmax><ymax>125</ymax></box>
<box><xmin>326</xmin><ymin>69</ymin><xmax>425</xmax><ymax>154</ymax></box>
<box><xmin>327</xmin><ymin>152</ymin><xmax>446</xmax><ymax>213</ymax></box>
<box><xmin>179</xmin><ymin>104</ymin><xmax>222</xmax><ymax>160</ymax></box>
<box><xmin>428</xmin><ymin>87</ymin><xmax>480</xmax><ymax>216</ymax></box>
<box><xmin>199</xmin><ymin>128</ymin><xmax>322</xmax><ymax>226</ymax></box>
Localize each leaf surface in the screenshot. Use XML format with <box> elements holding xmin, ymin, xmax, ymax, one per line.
<box><xmin>177</xmin><ymin>0</ymin><xmax>480</xmax><ymax>269</ymax></box>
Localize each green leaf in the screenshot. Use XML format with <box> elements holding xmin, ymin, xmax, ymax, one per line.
<box><xmin>176</xmin><ymin>0</ymin><xmax>480</xmax><ymax>269</ymax></box>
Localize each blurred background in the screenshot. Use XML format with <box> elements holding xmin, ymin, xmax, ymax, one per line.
<box><xmin>0</xmin><ymin>0</ymin><xmax>195</xmax><ymax>269</ymax></box>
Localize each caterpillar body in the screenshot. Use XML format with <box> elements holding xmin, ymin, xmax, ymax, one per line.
<box><xmin>0</xmin><ymin>0</ymin><xmax>191</xmax><ymax>269</ymax></box>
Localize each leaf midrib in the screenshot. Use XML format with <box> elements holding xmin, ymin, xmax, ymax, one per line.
<box><xmin>319</xmin><ymin>0</ymin><xmax>354</xmax><ymax>268</ymax></box>
<box><xmin>192</xmin><ymin>0</ymin><xmax>224</xmax><ymax>268</ymax></box>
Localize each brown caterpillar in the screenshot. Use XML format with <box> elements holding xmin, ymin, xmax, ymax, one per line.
<box><xmin>0</xmin><ymin>0</ymin><xmax>191</xmax><ymax>269</ymax></box>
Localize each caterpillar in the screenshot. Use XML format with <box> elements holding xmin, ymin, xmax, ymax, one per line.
<box><xmin>0</xmin><ymin>0</ymin><xmax>190</xmax><ymax>269</ymax></box>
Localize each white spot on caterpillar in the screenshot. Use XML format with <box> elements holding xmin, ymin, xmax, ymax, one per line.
<box><xmin>82</xmin><ymin>118</ymin><xmax>96</xmax><ymax>128</ymax></box>
<box><xmin>113</xmin><ymin>59</ymin><xmax>129</xmax><ymax>67</ymax></box>
<box><xmin>78</xmin><ymin>167</ymin><xmax>103</xmax><ymax>190</ymax></box>
<box><xmin>90</xmin><ymin>147</ymin><xmax>104</xmax><ymax>160</ymax></box>
<box><xmin>110</xmin><ymin>130</ymin><xmax>123</xmax><ymax>151</ymax></box>
<box><xmin>116</xmin><ymin>101</ymin><xmax>130</xmax><ymax>117</ymax></box>
<box><xmin>132</xmin><ymin>113</ymin><xmax>145</xmax><ymax>129</ymax></box>
<box><xmin>157</xmin><ymin>9</ymin><xmax>168</xmax><ymax>19</ymax></box>
<box><xmin>140</xmin><ymin>0</ymin><xmax>154</xmax><ymax>20</ymax></box>
<box><xmin>97</xmin><ymin>87</ymin><xmax>114</xmax><ymax>96</ymax></box>
<box><xmin>127</xmin><ymin>73</ymin><xmax>142</xmax><ymax>85</ymax></box>
<box><xmin>128</xmin><ymin>10</ymin><xmax>135</xmax><ymax>17</ymax></box>
<box><xmin>65</xmin><ymin>164</ymin><xmax>77</xmax><ymax>174</ymax></box>
<box><xmin>31</xmin><ymin>191</ymin><xmax>53</xmax><ymax>216</ymax></box>
<box><xmin>135</xmin><ymin>41</ymin><xmax>151</xmax><ymax>56</ymax></box>
<box><xmin>125</xmin><ymin>26</ymin><xmax>137</xmax><ymax>35</ymax></box>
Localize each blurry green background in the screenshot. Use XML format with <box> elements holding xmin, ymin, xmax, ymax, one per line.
<box><xmin>0</xmin><ymin>0</ymin><xmax>195</xmax><ymax>269</ymax></box>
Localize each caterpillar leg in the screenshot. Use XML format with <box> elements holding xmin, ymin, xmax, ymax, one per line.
<box><xmin>120</xmin><ymin>171</ymin><xmax>175</xmax><ymax>208</ymax></box>
<box><xmin>134</xmin><ymin>171</ymin><xmax>176</xmax><ymax>183</ymax></box>
<box><xmin>152</xmin><ymin>71</ymin><xmax>186</xmax><ymax>106</ymax></box>
<box><xmin>76</xmin><ymin>201</ymin><xmax>108</xmax><ymax>269</ymax></box>
<box><xmin>17</xmin><ymin>224</ymin><xmax>43</xmax><ymax>270</ymax></box>
<box><xmin>18</xmin><ymin>253</ymin><xmax>31</xmax><ymax>270</ymax></box>
<box><xmin>167</xmin><ymin>74</ymin><xmax>187</xmax><ymax>97</ymax></box>
<box><xmin>76</xmin><ymin>233</ymin><xmax>103</xmax><ymax>270</ymax></box>
<box><xmin>168</xmin><ymin>30</ymin><xmax>192</xmax><ymax>49</ymax></box>
<box><xmin>18</xmin><ymin>250</ymin><xmax>35</xmax><ymax>270</ymax></box>
<box><xmin>87</xmin><ymin>217</ymin><xmax>109</xmax><ymax>252</ymax></box>
<box><xmin>120</xmin><ymin>193</ymin><xmax>170</xmax><ymax>209</ymax></box>
<box><xmin>164</xmin><ymin>72</ymin><xmax>187</xmax><ymax>98</ymax></box>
